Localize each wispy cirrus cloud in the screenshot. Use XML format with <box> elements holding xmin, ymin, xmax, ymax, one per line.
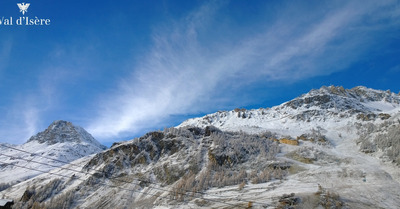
<box><xmin>88</xmin><ymin>0</ymin><xmax>400</xmax><ymax>142</ymax></box>
<box><xmin>0</xmin><ymin>39</ymin><xmax>12</xmax><ymax>76</ymax></box>
<box><xmin>0</xmin><ymin>95</ymin><xmax>39</xmax><ymax>144</ymax></box>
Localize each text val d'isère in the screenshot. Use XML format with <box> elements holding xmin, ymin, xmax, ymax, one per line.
<box><xmin>0</xmin><ymin>16</ymin><xmax>51</xmax><ymax>26</ymax></box>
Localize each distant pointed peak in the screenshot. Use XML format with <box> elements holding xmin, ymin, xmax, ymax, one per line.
<box><xmin>26</xmin><ymin>120</ymin><xmax>105</xmax><ymax>149</ymax></box>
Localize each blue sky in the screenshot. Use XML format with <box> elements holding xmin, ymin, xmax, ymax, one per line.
<box><xmin>0</xmin><ymin>0</ymin><xmax>399</xmax><ymax>146</ymax></box>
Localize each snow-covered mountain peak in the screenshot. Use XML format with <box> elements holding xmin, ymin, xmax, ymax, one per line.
<box><xmin>307</xmin><ymin>85</ymin><xmax>399</xmax><ymax>103</ymax></box>
<box><xmin>284</xmin><ymin>85</ymin><xmax>400</xmax><ymax>112</ymax></box>
<box><xmin>27</xmin><ymin>120</ymin><xmax>105</xmax><ymax>148</ymax></box>
<box><xmin>179</xmin><ymin>86</ymin><xmax>400</xmax><ymax>136</ymax></box>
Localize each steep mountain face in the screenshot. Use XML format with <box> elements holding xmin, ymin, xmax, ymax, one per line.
<box><xmin>2</xmin><ymin>127</ymin><xmax>287</xmax><ymax>209</ymax></box>
<box><xmin>0</xmin><ymin>120</ymin><xmax>106</xmax><ymax>186</ymax></box>
<box><xmin>2</xmin><ymin>86</ymin><xmax>400</xmax><ymax>209</ymax></box>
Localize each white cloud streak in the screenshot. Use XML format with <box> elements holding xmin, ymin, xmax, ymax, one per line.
<box><xmin>88</xmin><ymin>0</ymin><xmax>400</xmax><ymax>141</ymax></box>
<box><xmin>0</xmin><ymin>95</ymin><xmax>39</xmax><ymax>144</ymax></box>
<box><xmin>0</xmin><ymin>39</ymin><xmax>12</xmax><ymax>76</ymax></box>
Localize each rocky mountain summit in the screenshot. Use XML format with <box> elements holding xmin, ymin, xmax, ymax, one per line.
<box><xmin>27</xmin><ymin>120</ymin><xmax>106</xmax><ymax>149</ymax></box>
<box><xmin>0</xmin><ymin>120</ymin><xmax>106</xmax><ymax>186</ymax></box>
<box><xmin>179</xmin><ymin>86</ymin><xmax>400</xmax><ymax>135</ymax></box>
<box><xmin>284</xmin><ymin>86</ymin><xmax>399</xmax><ymax>111</ymax></box>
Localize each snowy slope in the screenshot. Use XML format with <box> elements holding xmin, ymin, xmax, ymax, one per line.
<box><xmin>2</xmin><ymin>86</ymin><xmax>400</xmax><ymax>209</ymax></box>
<box><xmin>0</xmin><ymin>120</ymin><xmax>106</xmax><ymax>185</ymax></box>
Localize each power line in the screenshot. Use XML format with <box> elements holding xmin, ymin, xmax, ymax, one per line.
<box><xmin>0</xmin><ymin>143</ymin><xmax>167</xmax><ymax>188</ymax></box>
<box><xmin>0</xmin><ymin>143</ymin><xmax>199</xmax><ymax>194</ymax></box>
<box><xmin>0</xmin><ymin>153</ymin><xmax>84</xmax><ymax>174</ymax></box>
<box><xmin>0</xmin><ymin>160</ymin><xmax>174</xmax><ymax>204</ymax></box>
<box><xmin>0</xmin><ymin>152</ymin><xmax>259</xmax><ymax>208</ymax></box>
<box><xmin>0</xmin><ymin>144</ymin><xmax>78</xmax><ymax>166</ymax></box>
<box><xmin>0</xmin><ymin>160</ymin><xmax>249</xmax><ymax>208</ymax></box>
<box><xmin>0</xmin><ymin>142</ymin><xmax>268</xmax><ymax>207</ymax></box>
<box><xmin>0</xmin><ymin>152</ymin><xmax>174</xmax><ymax>197</ymax></box>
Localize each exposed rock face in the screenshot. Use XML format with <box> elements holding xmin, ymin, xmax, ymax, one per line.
<box><xmin>285</xmin><ymin>94</ymin><xmax>333</xmax><ymax>110</ymax></box>
<box><xmin>283</xmin><ymin>86</ymin><xmax>400</xmax><ymax>112</ymax></box>
<box><xmin>82</xmin><ymin>126</ymin><xmax>281</xmax><ymax>189</ymax></box>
